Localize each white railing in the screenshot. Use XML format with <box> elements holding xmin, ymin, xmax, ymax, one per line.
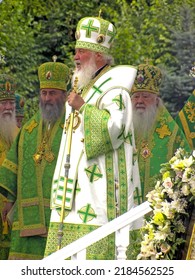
<box><xmin>43</xmin><ymin>201</ymin><xmax>151</xmax><ymax>261</ymax></box>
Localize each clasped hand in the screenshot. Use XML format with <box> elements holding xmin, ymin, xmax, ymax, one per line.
<box><xmin>67</xmin><ymin>91</ymin><xmax>85</xmax><ymax>111</ymax></box>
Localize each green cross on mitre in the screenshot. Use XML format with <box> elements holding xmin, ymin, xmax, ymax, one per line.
<box><xmin>98</xmin><ymin>8</ymin><xmax>116</xmax><ymax>43</ymax></box>
<box><xmin>98</xmin><ymin>18</ymin><xmax>116</xmax><ymax>43</ymax></box>
<box><xmin>81</xmin><ymin>19</ymin><xmax>99</xmax><ymax>38</ymax></box>
<box><xmin>107</xmin><ymin>27</ymin><xmax>116</xmax><ymax>43</ymax></box>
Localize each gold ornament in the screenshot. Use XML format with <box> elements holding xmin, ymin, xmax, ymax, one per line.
<box><xmin>33</xmin><ymin>127</ymin><xmax>55</xmax><ymax>164</ymax></box>
<box><xmin>140</xmin><ymin>142</ymin><xmax>151</xmax><ymax>159</ymax></box>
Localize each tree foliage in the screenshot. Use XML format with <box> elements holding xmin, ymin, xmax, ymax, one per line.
<box><xmin>0</xmin><ymin>0</ymin><xmax>195</xmax><ymax>120</ymax></box>
<box><xmin>160</xmin><ymin>4</ymin><xmax>195</xmax><ymax>115</ymax></box>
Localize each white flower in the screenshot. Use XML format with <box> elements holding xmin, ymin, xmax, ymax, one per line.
<box><xmin>154</xmin><ymin>231</ymin><xmax>168</xmax><ymax>240</ymax></box>
<box><xmin>182</xmin><ymin>167</ymin><xmax>193</xmax><ymax>182</ymax></box>
<box><xmin>190</xmin><ymin>184</ymin><xmax>195</xmax><ymax>196</ymax></box>
<box><xmin>189</xmin><ymin>177</ymin><xmax>195</xmax><ymax>195</ymax></box>
<box><xmin>161</xmin><ymin>201</ymin><xmax>175</xmax><ymax>219</ymax></box>
<box><xmin>181</xmin><ymin>183</ymin><xmax>190</xmax><ymax>196</ymax></box>
<box><xmin>169</xmin><ymin>190</ymin><xmax>180</xmax><ymax>200</ymax></box>
<box><xmin>146</xmin><ymin>185</ymin><xmax>163</xmax><ymax>205</ymax></box>
<box><xmin>171</xmin><ymin>199</ymin><xmax>187</xmax><ymax>213</ymax></box>
<box><xmin>162</xmin><ymin>177</ymin><xmax>174</xmax><ymax>193</ymax></box>
<box><xmin>185</xmin><ymin>155</ymin><xmax>195</xmax><ymax>167</ymax></box>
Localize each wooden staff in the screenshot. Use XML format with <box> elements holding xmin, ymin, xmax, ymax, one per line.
<box><xmin>57</xmin><ymin>77</ymin><xmax>78</xmax><ymax>250</ymax></box>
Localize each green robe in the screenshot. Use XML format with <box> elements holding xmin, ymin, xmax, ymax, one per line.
<box><xmin>0</xmin><ymin>126</ymin><xmax>19</xmax><ymax>260</ymax></box>
<box><xmin>0</xmin><ymin>137</ymin><xmax>11</xmax><ymax>260</ymax></box>
<box><xmin>0</xmin><ymin>111</ymin><xmax>64</xmax><ymax>259</ymax></box>
<box><xmin>175</xmin><ymin>90</ymin><xmax>195</xmax><ymax>259</ymax></box>
<box><xmin>175</xmin><ymin>89</ymin><xmax>195</xmax><ymax>150</ymax></box>
<box><xmin>136</xmin><ymin>105</ymin><xmax>191</xmax><ymax>202</ymax></box>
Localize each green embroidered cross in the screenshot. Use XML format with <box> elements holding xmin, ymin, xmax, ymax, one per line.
<box><xmin>25</xmin><ymin>119</ymin><xmax>38</xmax><ymax>133</ymax></box>
<box><xmin>86</xmin><ymin>77</ymin><xmax>112</xmax><ymax>103</ymax></box>
<box><xmin>81</xmin><ymin>19</ymin><xmax>99</xmax><ymax>38</ymax></box>
<box><xmin>85</xmin><ymin>164</ymin><xmax>103</xmax><ymax>182</ymax></box>
<box><xmin>107</xmin><ymin>29</ymin><xmax>116</xmax><ymax>43</ymax></box>
<box><xmin>117</xmin><ymin>125</ymin><xmax>125</xmax><ymax>140</ymax></box>
<box><xmin>112</xmin><ymin>94</ymin><xmax>125</xmax><ymax>110</ymax></box>
<box><xmin>78</xmin><ymin>204</ymin><xmax>97</xmax><ymax>223</ymax></box>
<box><xmin>133</xmin><ymin>150</ymin><xmax>138</xmax><ymax>164</ymax></box>
<box><xmin>117</xmin><ymin>126</ymin><xmax>133</xmax><ymax>144</ymax></box>
<box><xmin>120</xmin><ymin>170</ymin><xmax>126</xmax><ymax>176</ymax></box>
<box><xmin>124</xmin><ymin>132</ymin><xmax>133</xmax><ymax>144</ymax></box>
<box><xmin>134</xmin><ymin>187</ymin><xmax>142</xmax><ymax>205</ymax></box>
<box><xmin>127</xmin><ymin>131</ymin><xmax>133</xmax><ymax>145</ymax></box>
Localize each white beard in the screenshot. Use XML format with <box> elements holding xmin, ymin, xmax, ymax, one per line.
<box><xmin>0</xmin><ymin>112</ymin><xmax>17</xmax><ymax>147</ymax></box>
<box><xmin>133</xmin><ymin>104</ymin><xmax>158</xmax><ymax>139</ymax></box>
<box><xmin>71</xmin><ymin>54</ymin><xmax>97</xmax><ymax>90</ymax></box>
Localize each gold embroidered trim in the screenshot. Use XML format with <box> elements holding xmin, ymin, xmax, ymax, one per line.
<box><xmin>2</xmin><ymin>158</ymin><xmax>17</xmax><ymax>173</ymax></box>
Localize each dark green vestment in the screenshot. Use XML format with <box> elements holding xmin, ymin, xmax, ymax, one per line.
<box><xmin>175</xmin><ymin>89</ymin><xmax>195</xmax><ymax>150</ymax></box>
<box><xmin>175</xmin><ymin>90</ymin><xmax>195</xmax><ymax>259</ymax></box>
<box><xmin>136</xmin><ymin>105</ymin><xmax>191</xmax><ymax>202</ymax></box>
<box><xmin>0</xmin><ymin>111</ymin><xmax>64</xmax><ymax>259</ymax></box>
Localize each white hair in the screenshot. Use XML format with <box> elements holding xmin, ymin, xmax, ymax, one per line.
<box><xmin>101</xmin><ymin>53</ymin><xmax>115</xmax><ymax>65</ymax></box>
<box><xmin>0</xmin><ymin>112</ymin><xmax>17</xmax><ymax>148</ymax></box>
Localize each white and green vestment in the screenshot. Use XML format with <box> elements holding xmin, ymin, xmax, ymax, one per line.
<box><xmin>44</xmin><ymin>65</ymin><xmax>141</xmax><ymax>259</ymax></box>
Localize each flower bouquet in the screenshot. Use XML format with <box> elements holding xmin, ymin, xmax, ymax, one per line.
<box><xmin>138</xmin><ymin>148</ymin><xmax>195</xmax><ymax>260</ymax></box>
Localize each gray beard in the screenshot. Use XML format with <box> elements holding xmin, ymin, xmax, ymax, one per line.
<box><xmin>133</xmin><ymin>105</ymin><xmax>158</xmax><ymax>139</ymax></box>
<box><xmin>40</xmin><ymin>97</ymin><xmax>65</xmax><ymax>124</ymax></box>
<box><xmin>0</xmin><ymin>113</ymin><xmax>17</xmax><ymax>147</ymax></box>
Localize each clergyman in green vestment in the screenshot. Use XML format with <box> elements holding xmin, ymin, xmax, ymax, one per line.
<box><xmin>0</xmin><ymin>59</ymin><xmax>70</xmax><ymax>259</ymax></box>
<box><xmin>175</xmin><ymin>65</ymin><xmax>195</xmax><ymax>260</ymax></box>
<box><xmin>0</xmin><ymin>74</ymin><xmax>19</xmax><ymax>260</ymax></box>
<box><xmin>127</xmin><ymin>63</ymin><xmax>191</xmax><ymax>259</ymax></box>
<box><xmin>131</xmin><ymin>63</ymin><xmax>191</xmax><ymax>202</ymax></box>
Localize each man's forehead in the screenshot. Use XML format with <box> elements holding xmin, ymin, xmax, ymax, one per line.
<box><xmin>75</xmin><ymin>48</ymin><xmax>93</xmax><ymax>53</ymax></box>
<box><xmin>40</xmin><ymin>88</ymin><xmax>65</xmax><ymax>96</ymax></box>
<box><xmin>41</xmin><ymin>88</ymin><xmax>55</xmax><ymax>91</ymax></box>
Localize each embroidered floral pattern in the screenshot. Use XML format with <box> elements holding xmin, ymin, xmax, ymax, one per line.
<box><xmin>184</xmin><ymin>101</ymin><xmax>195</xmax><ymax>123</ymax></box>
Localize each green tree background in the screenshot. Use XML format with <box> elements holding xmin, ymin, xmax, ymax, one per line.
<box><xmin>0</xmin><ymin>0</ymin><xmax>195</xmax><ymax>121</ymax></box>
